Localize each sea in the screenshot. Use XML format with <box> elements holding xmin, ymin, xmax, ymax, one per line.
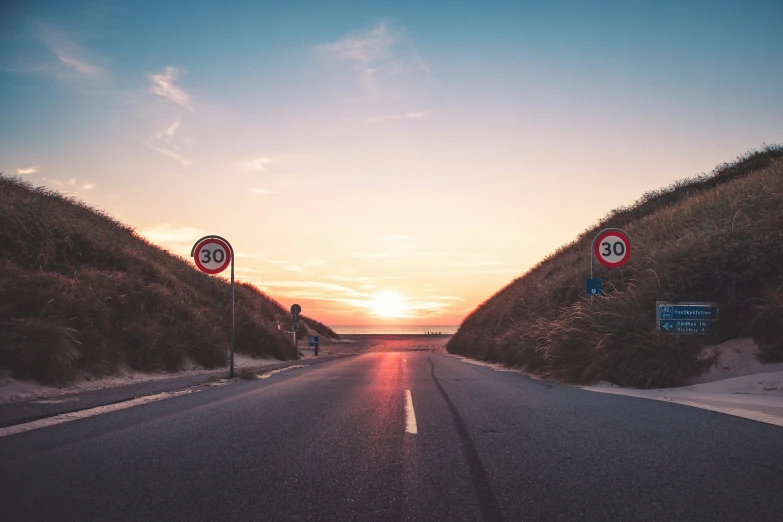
<box><xmin>332</xmin><ymin>325</ymin><xmax>460</xmax><ymax>335</ymax></box>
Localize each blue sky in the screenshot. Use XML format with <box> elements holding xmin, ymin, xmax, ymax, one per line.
<box><xmin>2</xmin><ymin>0</ymin><xmax>782</xmax><ymax>324</ymax></box>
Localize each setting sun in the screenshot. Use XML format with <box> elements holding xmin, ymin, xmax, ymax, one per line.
<box><xmin>370</xmin><ymin>291</ymin><xmax>409</xmax><ymax>318</ymax></box>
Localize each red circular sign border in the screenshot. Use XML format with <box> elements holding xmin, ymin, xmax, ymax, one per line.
<box><xmin>594</xmin><ymin>230</ymin><xmax>631</xmax><ymax>268</ymax></box>
<box><xmin>194</xmin><ymin>238</ymin><xmax>231</xmax><ymax>274</ymax></box>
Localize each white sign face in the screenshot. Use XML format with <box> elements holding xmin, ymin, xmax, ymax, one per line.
<box><xmin>193</xmin><ymin>238</ymin><xmax>231</xmax><ymax>274</ymax></box>
<box><xmin>594</xmin><ymin>230</ymin><xmax>631</xmax><ymax>268</ymax></box>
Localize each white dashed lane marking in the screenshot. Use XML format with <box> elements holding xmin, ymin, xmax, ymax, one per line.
<box><xmin>405</xmin><ymin>389</ymin><xmax>418</xmax><ymax>434</ymax></box>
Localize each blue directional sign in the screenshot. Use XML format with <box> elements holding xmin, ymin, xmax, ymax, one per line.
<box><xmin>585</xmin><ymin>278</ymin><xmax>602</xmax><ymax>296</ymax></box>
<box><xmin>309</xmin><ymin>336</ymin><xmax>319</xmax><ymax>346</ymax></box>
<box><xmin>656</xmin><ymin>302</ymin><xmax>718</xmax><ymax>334</ymax></box>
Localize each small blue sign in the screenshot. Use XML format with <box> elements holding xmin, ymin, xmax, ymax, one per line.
<box><xmin>586</xmin><ymin>278</ymin><xmax>602</xmax><ymax>296</ymax></box>
<box><xmin>309</xmin><ymin>336</ymin><xmax>319</xmax><ymax>346</ymax></box>
<box><xmin>657</xmin><ymin>302</ymin><xmax>718</xmax><ymax>334</ymax></box>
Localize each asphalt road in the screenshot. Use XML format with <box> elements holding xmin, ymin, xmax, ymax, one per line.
<box><xmin>1</xmin><ymin>350</ymin><xmax>782</xmax><ymax>521</ymax></box>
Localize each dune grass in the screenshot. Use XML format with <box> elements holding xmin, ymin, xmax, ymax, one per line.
<box><xmin>0</xmin><ymin>176</ymin><xmax>336</xmax><ymax>385</ymax></box>
<box><xmin>447</xmin><ymin>146</ymin><xmax>783</xmax><ymax>388</ymax></box>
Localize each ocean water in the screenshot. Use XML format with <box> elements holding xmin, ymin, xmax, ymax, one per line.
<box><xmin>332</xmin><ymin>325</ymin><xmax>460</xmax><ymax>335</ymax></box>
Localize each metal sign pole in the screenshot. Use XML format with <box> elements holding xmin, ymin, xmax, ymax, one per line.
<box><xmin>589</xmin><ymin>232</ymin><xmax>597</xmax><ymax>303</ymax></box>
<box><xmin>290</xmin><ymin>304</ymin><xmax>301</xmax><ymax>357</ymax></box>
<box><xmin>230</xmin><ymin>253</ymin><xmax>235</xmax><ymax>379</ymax></box>
<box><xmin>191</xmin><ymin>235</ymin><xmax>235</xmax><ymax>379</ymax></box>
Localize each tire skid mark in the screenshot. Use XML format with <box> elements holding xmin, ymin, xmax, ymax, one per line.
<box><xmin>428</xmin><ymin>356</ymin><xmax>504</xmax><ymax>521</ymax></box>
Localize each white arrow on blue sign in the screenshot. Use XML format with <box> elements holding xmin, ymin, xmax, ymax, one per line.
<box><xmin>656</xmin><ymin>302</ymin><xmax>717</xmax><ymax>335</ymax></box>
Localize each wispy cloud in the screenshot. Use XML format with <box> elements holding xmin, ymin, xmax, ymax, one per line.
<box><xmin>150</xmin><ymin>67</ymin><xmax>192</xmax><ymax>110</ymax></box>
<box><xmin>325</xmin><ymin>275</ymin><xmax>373</xmax><ymax>283</ymax></box>
<box><xmin>325</xmin><ymin>275</ymin><xmax>406</xmax><ymax>282</ymax></box>
<box><xmin>35</xmin><ymin>25</ymin><xmax>104</xmax><ymax>81</ymax></box>
<box><xmin>235</xmin><ymin>267</ymin><xmax>269</xmax><ymax>275</ymax></box>
<box><xmin>16</xmin><ymin>166</ymin><xmax>40</xmax><ymax>175</ymax></box>
<box><xmin>269</xmin><ymin>259</ymin><xmax>327</xmax><ymax>273</ymax></box>
<box><xmin>55</xmin><ymin>52</ymin><xmax>102</xmax><ymax>77</ymax></box>
<box><xmin>324</xmin><ymin>275</ymin><xmax>408</xmax><ymax>282</ymax></box>
<box><xmin>146</xmin><ymin>143</ymin><xmax>193</xmax><ymax>166</ymax></box>
<box><xmin>36</xmin><ymin>176</ymin><xmax>94</xmax><ymax>195</ymax></box>
<box><xmin>316</xmin><ymin>22</ymin><xmax>429</xmax><ymax>94</ymax></box>
<box><xmin>368</xmin><ymin>111</ymin><xmax>430</xmax><ymax>123</ymax></box>
<box><xmin>155</xmin><ymin>116</ymin><xmax>181</xmax><ymax>143</ymax></box>
<box><xmin>147</xmin><ymin>116</ymin><xmax>192</xmax><ymax>165</ymax></box>
<box><xmin>250</xmin><ymin>280</ymin><xmax>372</xmax><ymax>305</ymax></box>
<box><xmin>320</xmin><ymin>22</ymin><xmax>397</xmax><ymax>63</ymax></box>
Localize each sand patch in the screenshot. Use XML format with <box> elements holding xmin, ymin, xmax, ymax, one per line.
<box><xmin>584</xmin><ymin>338</ymin><xmax>783</xmax><ymax>427</ymax></box>
<box><xmin>0</xmin><ymin>353</ymin><xmax>282</xmax><ymax>403</ymax></box>
<box><xmin>686</xmin><ymin>337</ymin><xmax>783</xmax><ymax>384</ymax></box>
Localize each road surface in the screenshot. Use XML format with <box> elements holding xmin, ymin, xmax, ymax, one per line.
<box><xmin>1</xmin><ymin>349</ymin><xmax>782</xmax><ymax>521</ymax></box>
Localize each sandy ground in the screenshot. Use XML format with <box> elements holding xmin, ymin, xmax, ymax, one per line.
<box><xmin>0</xmin><ymin>353</ymin><xmax>284</xmax><ymax>402</ymax></box>
<box><xmin>583</xmin><ymin>338</ymin><xmax>783</xmax><ymax>427</ymax></box>
<box><xmin>447</xmin><ymin>338</ymin><xmax>783</xmax><ymax>427</ymax></box>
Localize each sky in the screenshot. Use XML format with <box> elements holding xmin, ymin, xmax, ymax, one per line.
<box><xmin>2</xmin><ymin>0</ymin><xmax>782</xmax><ymax>326</ymax></box>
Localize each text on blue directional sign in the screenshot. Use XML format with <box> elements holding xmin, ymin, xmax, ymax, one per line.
<box><xmin>659</xmin><ymin>304</ymin><xmax>718</xmax><ymax>321</ymax></box>
<box><xmin>656</xmin><ymin>302</ymin><xmax>718</xmax><ymax>335</ymax></box>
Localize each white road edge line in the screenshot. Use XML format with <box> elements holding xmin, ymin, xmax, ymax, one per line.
<box><xmin>258</xmin><ymin>365</ymin><xmax>307</xmax><ymax>379</ymax></box>
<box><xmin>0</xmin><ymin>388</ymin><xmax>199</xmax><ymax>438</ymax></box>
<box><xmin>405</xmin><ymin>389</ymin><xmax>418</xmax><ymax>434</ymax></box>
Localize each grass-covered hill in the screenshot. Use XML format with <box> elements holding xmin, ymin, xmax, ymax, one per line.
<box><xmin>447</xmin><ymin>146</ymin><xmax>783</xmax><ymax>388</ymax></box>
<box><xmin>0</xmin><ymin>176</ymin><xmax>338</xmax><ymax>385</ymax></box>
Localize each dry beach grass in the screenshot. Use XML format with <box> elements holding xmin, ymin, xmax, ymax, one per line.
<box><xmin>448</xmin><ymin>146</ymin><xmax>783</xmax><ymax>388</ymax></box>
<box><xmin>0</xmin><ymin>176</ymin><xmax>337</xmax><ymax>385</ymax></box>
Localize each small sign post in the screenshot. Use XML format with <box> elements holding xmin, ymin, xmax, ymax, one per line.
<box><xmin>191</xmin><ymin>236</ymin><xmax>235</xmax><ymax>378</ymax></box>
<box><xmin>290</xmin><ymin>304</ymin><xmax>301</xmax><ymax>350</ymax></box>
<box><xmin>309</xmin><ymin>335</ymin><xmax>319</xmax><ymax>356</ymax></box>
<box><xmin>656</xmin><ymin>302</ymin><xmax>718</xmax><ymax>334</ymax></box>
<box><xmin>588</xmin><ymin>228</ymin><xmax>631</xmax><ymax>298</ymax></box>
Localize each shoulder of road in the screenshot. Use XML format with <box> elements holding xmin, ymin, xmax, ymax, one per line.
<box><xmin>0</xmin><ymin>354</ymin><xmax>354</xmax><ymax>429</ymax></box>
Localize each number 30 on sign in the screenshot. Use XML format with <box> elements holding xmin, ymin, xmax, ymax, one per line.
<box><xmin>193</xmin><ymin>237</ymin><xmax>232</xmax><ymax>274</ymax></box>
<box><xmin>593</xmin><ymin>229</ymin><xmax>631</xmax><ymax>268</ymax></box>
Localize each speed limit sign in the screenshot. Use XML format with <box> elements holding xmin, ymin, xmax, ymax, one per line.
<box><xmin>593</xmin><ymin>229</ymin><xmax>631</xmax><ymax>268</ymax></box>
<box><xmin>193</xmin><ymin>237</ymin><xmax>232</xmax><ymax>274</ymax></box>
<box><xmin>191</xmin><ymin>235</ymin><xmax>237</xmax><ymax>377</ymax></box>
